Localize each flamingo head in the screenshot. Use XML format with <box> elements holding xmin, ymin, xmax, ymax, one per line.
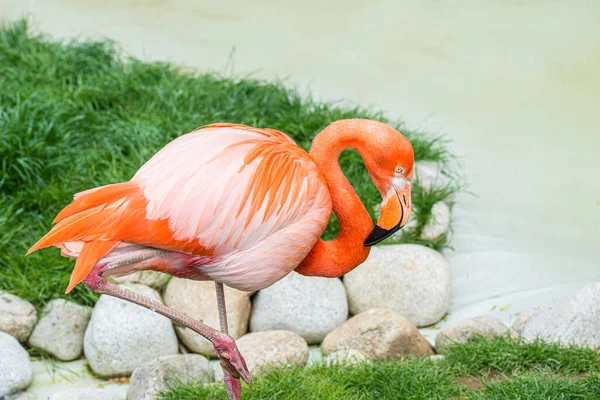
<box><xmin>361</xmin><ymin>122</ymin><xmax>414</xmax><ymax>246</ymax></box>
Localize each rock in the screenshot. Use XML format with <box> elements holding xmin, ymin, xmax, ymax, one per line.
<box><xmin>0</xmin><ymin>291</ymin><xmax>37</xmax><ymax>342</ymax></box>
<box><xmin>209</xmin><ymin>359</ymin><xmax>224</xmax><ymax>383</ymax></box>
<box><xmin>344</xmin><ymin>245</ymin><xmax>451</xmax><ymax>327</ymax></box>
<box><xmin>429</xmin><ymin>354</ymin><xmax>446</xmax><ymax>362</ymax></box>
<box><xmin>250</xmin><ymin>272</ymin><xmax>348</xmax><ymax>344</ymax></box>
<box><xmin>112</xmin><ymin>271</ymin><xmax>171</xmax><ymax>289</ymax></box>
<box><xmin>307</xmin><ymin>345</ymin><xmax>323</xmax><ymax>366</ymax></box>
<box><xmin>518</xmin><ymin>283</ymin><xmax>600</xmax><ymax>349</ymax></box>
<box><xmin>49</xmin><ymin>388</ymin><xmax>123</xmax><ymax>400</ymax></box>
<box><xmin>127</xmin><ymin>354</ymin><xmax>211</xmax><ymax>400</ymax></box>
<box><xmin>0</xmin><ymin>331</ymin><xmax>33</xmax><ymax>397</ymax></box>
<box><xmin>84</xmin><ymin>283</ymin><xmax>178</xmax><ymax>377</ymax></box>
<box><xmin>510</xmin><ymin>304</ymin><xmax>545</xmax><ymax>336</ymax></box>
<box><xmin>322</xmin><ymin>308</ymin><xmax>433</xmax><ymax>361</ymax></box>
<box><xmin>435</xmin><ymin>315</ymin><xmax>508</xmax><ymax>353</ymax></box>
<box><xmin>324</xmin><ymin>349</ymin><xmax>369</xmax><ymax>365</ymax></box>
<box><xmin>163</xmin><ymin>278</ymin><xmax>251</xmax><ymax>357</ymax></box>
<box><xmin>28</xmin><ymin>299</ymin><xmax>92</xmax><ymax>361</ymax></box>
<box><xmin>236</xmin><ymin>330</ymin><xmax>309</xmax><ymax>376</ymax></box>
<box><xmin>413</xmin><ymin>161</ymin><xmax>451</xmax><ymax>193</ymax></box>
<box><xmin>420</xmin><ymin>202</ymin><xmax>451</xmax><ymax>241</ymax></box>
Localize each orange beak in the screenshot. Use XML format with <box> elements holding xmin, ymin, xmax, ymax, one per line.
<box><xmin>364</xmin><ymin>183</ymin><xmax>412</xmax><ymax>246</ymax></box>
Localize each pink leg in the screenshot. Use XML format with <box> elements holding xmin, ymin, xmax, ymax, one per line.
<box><xmin>215</xmin><ymin>282</ymin><xmax>249</xmax><ymax>400</ymax></box>
<box><xmin>82</xmin><ymin>261</ymin><xmax>251</xmax><ymax>385</ymax></box>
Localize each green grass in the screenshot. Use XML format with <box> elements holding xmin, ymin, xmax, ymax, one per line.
<box><xmin>160</xmin><ymin>336</ymin><xmax>600</xmax><ymax>400</ymax></box>
<box><xmin>0</xmin><ymin>20</ymin><xmax>459</xmax><ymax>307</ymax></box>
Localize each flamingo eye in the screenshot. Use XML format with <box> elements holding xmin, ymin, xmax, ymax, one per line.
<box><xmin>395</xmin><ymin>166</ymin><xmax>404</xmax><ymax>174</ymax></box>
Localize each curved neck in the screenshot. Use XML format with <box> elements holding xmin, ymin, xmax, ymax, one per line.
<box><xmin>295</xmin><ymin>121</ymin><xmax>373</xmax><ymax>277</ymax></box>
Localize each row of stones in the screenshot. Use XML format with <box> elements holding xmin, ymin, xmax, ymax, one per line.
<box><xmin>4</xmin><ymin>279</ymin><xmax>600</xmax><ymax>399</ymax></box>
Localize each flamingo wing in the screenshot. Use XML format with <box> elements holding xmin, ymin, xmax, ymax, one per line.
<box><xmin>29</xmin><ymin>124</ymin><xmax>332</xmax><ymax>292</ymax></box>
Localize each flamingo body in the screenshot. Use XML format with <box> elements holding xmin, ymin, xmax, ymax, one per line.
<box><xmin>30</xmin><ymin>124</ymin><xmax>332</xmax><ymax>292</ymax></box>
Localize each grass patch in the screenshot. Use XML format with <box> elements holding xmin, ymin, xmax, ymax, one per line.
<box><xmin>0</xmin><ymin>20</ymin><xmax>459</xmax><ymax>307</ymax></box>
<box><xmin>160</xmin><ymin>337</ymin><xmax>600</xmax><ymax>399</ymax></box>
<box><xmin>441</xmin><ymin>335</ymin><xmax>600</xmax><ymax>377</ymax></box>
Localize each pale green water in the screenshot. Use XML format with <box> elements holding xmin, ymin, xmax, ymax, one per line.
<box><xmin>1</xmin><ymin>0</ymin><xmax>599</xmax><ymax>395</ymax></box>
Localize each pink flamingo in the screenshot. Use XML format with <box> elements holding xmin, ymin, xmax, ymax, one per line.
<box><xmin>28</xmin><ymin>119</ymin><xmax>413</xmax><ymax>399</ymax></box>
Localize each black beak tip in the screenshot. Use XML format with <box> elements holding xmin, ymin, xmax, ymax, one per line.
<box><xmin>363</xmin><ymin>223</ymin><xmax>402</xmax><ymax>246</ymax></box>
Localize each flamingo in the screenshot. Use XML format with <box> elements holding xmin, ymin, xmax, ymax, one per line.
<box><xmin>28</xmin><ymin>118</ymin><xmax>413</xmax><ymax>399</ymax></box>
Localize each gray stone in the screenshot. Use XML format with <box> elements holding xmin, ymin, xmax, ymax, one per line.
<box><xmin>518</xmin><ymin>283</ymin><xmax>600</xmax><ymax>349</ymax></box>
<box><xmin>49</xmin><ymin>388</ymin><xmax>123</xmax><ymax>400</ymax></box>
<box><xmin>84</xmin><ymin>283</ymin><xmax>178</xmax><ymax>377</ymax></box>
<box><xmin>127</xmin><ymin>354</ymin><xmax>211</xmax><ymax>400</ymax></box>
<box><xmin>322</xmin><ymin>308</ymin><xmax>433</xmax><ymax>361</ymax></box>
<box><xmin>236</xmin><ymin>330</ymin><xmax>309</xmax><ymax>376</ymax></box>
<box><xmin>307</xmin><ymin>345</ymin><xmax>323</xmax><ymax>366</ymax></box>
<box><xmin>429</xmin><ymin>354</ymin><xmax>446</xmax><ymax>362</ymax></box>
<box><xmin>0</xmin><ymin>291</ymin><xmax>37</xmax><ymax>342</ymax></box>
<box><xmin>209</xmin><ymin>359</ymin><xmax>224</xmax><ymax>383</ymax></box>
<box><xmin>112</xmin><ymin>271</ymin><xmax>171</xmax><ymax>289</ymax></box>
<box><xmin>163</xmin><ymin>278</ymin><xmax>251</xmax><ymax>357</ymax></box>
<box><xmin>510</xmin><ymin>304</ymin><xmax>545</xmax><ymax>336</ymax></box>
<box><xmin>250</xmin><ymin>272</ymin><xmax>348</xmax><ymax>344</ymax></box>
<box><xmin>28</xmin><ymin>299</ymin><xmax>92</xmax><ymax>361</ymax></box>
<box><xmin>344</xmin><ymin>245</ymin><xmax>451</xmax><ymax>327</ymax></box>
<box><xmin>413</xmin><ymin>161</ymin><xmax>451</xmax><ymax>193</ymax></box>
<box><xmin>420</xmin><ymin>202</ymin><xmax>451</xmax><ymax>241</ymax></box>
<box><xmin>0</xmin><ymin>331</ymin><xmax>33</xmax><ymax>397</ymax></box>
<box><xmin>435</xmin><ymin>315</ymin><xmax>508</xmax><ymax>353</ymax></box>
<box><xmin>324</xmin><ymin>349</ymin><xmax>369</xmax><ymax>365</ymax></box>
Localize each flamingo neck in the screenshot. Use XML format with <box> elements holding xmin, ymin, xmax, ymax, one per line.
<box><xmin>295</xmin><ymin>121</ymin><xmax>373</xmax><ymax>277</ymax></box>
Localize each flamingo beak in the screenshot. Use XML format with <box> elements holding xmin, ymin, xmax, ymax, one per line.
<box><xmin>364</xmin><ymin>182</ymin><xmax>412</xmax><ymax>246</ymax></box>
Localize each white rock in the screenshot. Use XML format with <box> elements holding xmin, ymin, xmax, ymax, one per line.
<box><xmin>49</xmin><ymin>388</ymin><xmax>123</xmax><ymax>400</ymax></box>
<box><xmin>236</xmin><ymin>330</ymin><xmax>309</xmax><ymax>376</ymax></box>
<box><xmin>510</xmin><ymin>304</ymin><xmax>545</xmax><ymax>336</ymax></box>
<box><xmin>28</xmin><ymin>299</ymin><xmax>92</xmax><ymax>361</ymax></box>
<box><xmin>250</xmin><ymin>272</ymin><xmax>348</xmax><ymax>344</ymax></box>
<box><xmin>435</xmin><ymin>315</ymin><xmax>508</xmax><ymax>353</ymax></box>
<box><xmin>322</xmin><ymin>308</ymin><xmax>433</xmax><ymax>360</ymax></box>
<box><xmin>0</xmin><ymin>291</ymin><xmax>37</xmax><ymax>342</ymax></box>
<box><xmin>84</xmin><ymin>283</ymin><xmax>178</xmax><ymax>377</ymax></box>
<box><xmin>163</xmin><ymin>278</ymin><xmax>251</xmax><ymax>357</ymax></box>
<box><xmin>429</xmin><ymin>354</ymin><xmax>446</xmax><ymax>362</ymax></box>
<box><xmin>0</xmin><ymin>331</ymin><xmax>33</xmax><ymax>397</ymax></box>
<box><xmin>420</xmin><ymin>202</ymin><xmax>451</xmax><ymax>241</ymax></box>
<box><xmin>112</xmin><ymin>271</ymin><xmax>171</xmax><ymax>289</ymax></box>
<box><xmin>344</xmin><ymin>245</ymin><xmax>451</xmax><ymax>327</ymax></box>
<box><xmin>324</xmin><ymin>349</ymin><xmax>369</xmax><ymax>365</ymax></box>
<box><xmin>307</xmin><ymin>345</ymin><xmax>323</xmax><ymax>366</ymax></box>
<box><xmin>127</xmin><ymin>354</ymin><xmax>211</xmax><ymax>400</ymax></box>
<box><xmin>413</xmin><ymin>161</ymin><xmax>451</xmax><ymax>193</ymax></box>
<box><xmin>209</xmin><ymin>359</ymin><xmax>224</xmax><ymax>383</ymax></box>
<box><xmin>519</xmin><ymin>283</ymin><xmax>600</xmax><ymax>349</ymax></box>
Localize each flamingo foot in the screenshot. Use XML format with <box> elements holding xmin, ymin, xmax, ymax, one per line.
<box><xmin>214</xmin><ymin>334</ymin><xmax>252</xmax><ymax>387</ymax></box>
<box><xmin>224</xmin><ymin>372</ymin><xmax>242</xmax><ymax>400</ymax></box>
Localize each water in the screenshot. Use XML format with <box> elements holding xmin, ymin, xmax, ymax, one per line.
<box><xmin>1</xmin><ymin>0</ymin><xmax>599</xmax><ymax>388</ymax></box>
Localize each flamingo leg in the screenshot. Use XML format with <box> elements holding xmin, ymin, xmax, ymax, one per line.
<box><xmin>215</xmin><ymin>282</ymin><xmax>245</xmax><ymax>400</ymax></box>
<box><xmin>81</xmin><ymin>259</ymin><xmax>251</xmax><ymax>386</ymax></box>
